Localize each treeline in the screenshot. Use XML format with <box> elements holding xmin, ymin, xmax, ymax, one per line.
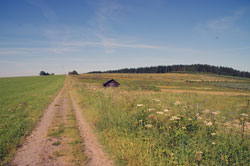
<box><xmin>89</xmin><ymin>64</ymin><xmax>250</xmax><ymax>78</ymax></box>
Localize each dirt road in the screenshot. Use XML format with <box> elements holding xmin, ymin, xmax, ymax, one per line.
<box><xmin>12</xmin><ymin>78</ymin><xmax>113</xmax><ymax>166</ymax></box>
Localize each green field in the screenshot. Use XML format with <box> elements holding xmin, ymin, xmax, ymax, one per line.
<box><xmin>0</xmin><ymin>75</ymin><xmax>65</xmax><ymax>165</ymax></box>
<box><xmin>72</xmin><ymin>73</ymin><xmax>250</xmax><ymax>166</ymax></box>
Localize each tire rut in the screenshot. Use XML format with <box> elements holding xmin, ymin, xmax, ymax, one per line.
<box><xmin>12</xmin><ymin>87</ymin><xmax>67</xmax><ymax>166</ymax></box>
<box><xmin>69</xmin><ymin>92</ymin><xmax>113</xmax><ymax>166</ymax></box>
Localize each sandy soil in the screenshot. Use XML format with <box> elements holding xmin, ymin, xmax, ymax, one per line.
<box><xmin>12</xmin><ymin>79</ymin><xmax>113</xmax><ymax>166</ymax></box>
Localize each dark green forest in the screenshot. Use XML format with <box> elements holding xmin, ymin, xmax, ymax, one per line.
<box><xmin>89</xmin><ymin>64</ymin><xmax>250</xmax><ymax>78</ymax></box>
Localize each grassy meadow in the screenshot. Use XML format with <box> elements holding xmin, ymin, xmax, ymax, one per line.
<box><xmin>0</xmin><ymin>75</ymin><xmax>65</xmax><ymax>165</ymax></box>
<box><xmin>71</xmin><ymin>73</ymin><xmax>250</xmax><ymax>166</ymax></box>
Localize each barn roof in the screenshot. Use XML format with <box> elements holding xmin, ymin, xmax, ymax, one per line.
<box><xmin>103</xmin><ymin>79</ymin><xmax>120</xmax><ymax>86</ymax></box>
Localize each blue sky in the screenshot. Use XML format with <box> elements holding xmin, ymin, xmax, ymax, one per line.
<box><xmin>0</xmin><ymin>0</ymin><xmax>250</xmax><ymax>77</ymax></box>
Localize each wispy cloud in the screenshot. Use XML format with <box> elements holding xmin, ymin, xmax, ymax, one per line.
<box><xmin>0</xmin><ymin>47</ymin><xmax>77</xmax><ymax>56</ymax></box>
<box><xmin>196</xmin><ymin>8</ymin><xmax>248</xmax><ymax>32</ymax></box>
<box><xmin>60</xmin><ymin>40</ymin><xmax>161</xmax><ymax>49</ymax></box>
<box><xmin>207</xmin><ymin>16</ymin><xmax>236</xmax><ymax>31</ymax></box>
<box><xmin>88</xmin><ymin>1</ymin><xmax>125</xmax><ymax>52</ymax></box>
<box><xmin>94</xmin><ymin>1</ymin><xmax>121</xmax><ymax>32</ymax></box>
<box><xmin>0</xmin><ymin>38</ymin><xmax>201</xmax><ymax>56</ymax></box>
<box><xmin>0</xmin><ymin>49</ymin><xmax>28</xmax><ymax>55</ymax></box>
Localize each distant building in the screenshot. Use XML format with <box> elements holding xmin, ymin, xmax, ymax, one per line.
<box><xmin>103</xmin><ymin>79</ymin><xmax>120</xmax><ymax>87</ymax></box>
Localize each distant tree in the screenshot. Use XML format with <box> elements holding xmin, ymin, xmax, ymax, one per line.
<box><xmin>39</xmin><ymin>71</ymin><xmax>50</xmax><ymax>76</ymax></box>
<box><xmin>69</xmin><ymin>70</ymin><xmax>79</xmax><ymax>75</ymax></box>
<box><xmin>40</xmin><ymin>71</ymin><xmax>46</xmax><ymax>76</ymax></box>
<box><xmin>72</xmin><ymin>70</ymin><xmax>78</xmax><ymax>75</ymax></box>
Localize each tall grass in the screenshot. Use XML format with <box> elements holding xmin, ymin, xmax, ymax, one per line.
<box><xmin>0</xmin><ymin>75</ymin><xmax>65</xmax><ymax>165</ymax></box>
<box><xmin>72</xmin><ymin>75</ymin><xmax>250</xmax><ymax>165</ymax></box>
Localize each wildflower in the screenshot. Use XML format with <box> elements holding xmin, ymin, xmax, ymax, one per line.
<box><xmin>195</xmin><ymin>151</ymin><xmax>203</xmax><ymax>161</ymax></box>
<box><xmin>204</xmin><ymin>109</ymin><xmax>210</xmax><ymax>114</ymax></box>
<box><xmin>170</xmin><ymin>116</ymin><xmax>180</xmax><ymax>121</ymax></box>
<box><xmin>212</xmin><ymin>142</ymin><xmax>216</xmax><ymax>145</ymax></box>
<box><xmin>188</xmin><ymin>118</ymin><xmax>192</xmax><ymax>121</ymax></box>
<box><xmin>211</xmin><ymin>133</ymin><xmax>216</xmax><ymax>136</ymax></box>
<box><xmin>174</xmin><ymin>100</ymin><xmax>181</xmax><ymax>106</ymax></box>
<box><xmin>240</xmin><ymin>113</ymin><xmax>248</xmax><ymax>117</ymax></box>
<box><xmin>163</xmin><ymin>109</ymin><xmax>170</xmax><ymax>113</ymax></box>
<box><xmin>224</xmin><ymin>122</ymin><xmax>230</xmax><ymax>126</ymax></box>
<box><xmin>152</xmin><ymin>99</ymin><xmax>160</xmax><ymax>102</ymax></box>
<box><xmin>137</xmin><ymin>104</ymin><xmax>143</xmax><ymax>107</ymax></box>
<box><xmin>147</xmin><ymin>108</ymin><xmax>155</xmax><ymax>112</ymax></box>
<box><xmin>234</xmin><ymin>119</ymin><xmax>240</xmax><ymax>123</ymax></box>
<box><xmin>170</xmin><ymin>116</ymin><xmax>177</xmax><ymax>120</ymax></box>
<box><xmin>156</xmin><ymin>111</ymin><xmax>163</xmax><ymax>115</ymax></box>
<box><xmin>145</xmin><ymin>124</ymin><xmax>152</xmax><ymax>128</ymax></box>
<box><xmin>206</xmin><ymin>122</ymin><xmax>213</xmax><ymax>126</ymax></box>
<box><xmin>170</xmin><ymin>153</ymin><xmax>174</xmax><ymax>157</ymax></box>
<box><xmin>240</xmin><ymin>113</ymin><xmax>249</xmax><ymax>121</ymax></box>
<box><xmin>212</xmin><ymin>111</ymin><xmax>219</xmax><ymax>116</ymax></box>
<box><xmin>198</xmin><ymin>116</ymin><xmax>202</xmax><ymax>120</ymax></box>
<box><xmin>182</xmin><ymin>126</ymin><xmax>186</xmax><ymax>130</ymax></box>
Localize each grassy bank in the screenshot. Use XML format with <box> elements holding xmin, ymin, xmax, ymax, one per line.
<box><xmin>0</xmin><ymin>75</ymin><xmax>65</xmax><ymax>165</ymax></box>
<box><xmin>72</xmin><ymin>73</ymin><xmax>250</xmax><ymax>165</ymax></box>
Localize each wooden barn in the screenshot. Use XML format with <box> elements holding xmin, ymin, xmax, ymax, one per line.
<box><xmin>103</xmin><ymin>79</ymin><xmax>120</xmax><ymax>87</ymax></box>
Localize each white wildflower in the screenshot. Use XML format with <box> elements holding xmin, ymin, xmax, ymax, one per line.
<box><xmin>170</xmin><ymin>116</ymin><xmax>180</xmax><ymax>121</ymax></box>
<box><xmin>152</xmin><ymin>99</ymin><xmax>161</xmax><ymax>102</ymax></box>
<box><xmin>224</xmin><ymin>122</ymin><xmax>230</xmax><ymax>126</ymax></box>
<box><xmin>188</xmin><ymin>118</ymin><xmax>192</xmax><ymax>121</ymax></box>
<box><xmin>211</xmin><ymin>133</ymin><xmax>216</xmax><ymax>136</ymax></box>
<box><xmin>198</xmin><ymin>116</ymin><xmax>203</xmax><ymax>120</ymax></box>
<box><xmin>174</xmin><ymin>100</ymin><xmax>181</xmax><ymax>106</ymax></box>
<box><xmin>212</xmin><ymin>142</ymin><xmax>216</xmax><ymax>145</ymax></box>
<box><xmin>240</xmin><ymin>113</ymin><xmax>248</xmax><ymax>117</ymax></box>
<box><xmin>204</xmin><ymin>109</ymin><xmax>210</xmax><ymax>114</ymax></box>
<box><xmin>137</xmin><ymin>104</ymin><xmax>143</xmax><ymax>107</ymax></box>
<box><xmin>195</xmin><ymin>151</ymin><xmax>203</xmax><ymax>161</ymax></box>
<box><xmin>164</xmin><ymin>109</ymin><xmax>170</xmax><ymax>113</ymax></box>
<box><xmin>145</xmin><ymin>124</ymin><xmax>152</xmax><ymax>128</ymax></box>
<box><xmin>212</xmin><ymin>111</ymin><xmax>219</xmax><ymax>116</ymax></box>
<box><xmin>148</xmin><ymin>108</ymin><xmax>155</xmax><ymax>112</ymax></box>
<box><xmin>206</xmin><ymin>122</ymin><xmax>213</xmax><ymax>126</ymax></box>
<box><xmin>156</xmin><ymin>111</ymin><xmax>163</xmax><ymax>115</ymax></box>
